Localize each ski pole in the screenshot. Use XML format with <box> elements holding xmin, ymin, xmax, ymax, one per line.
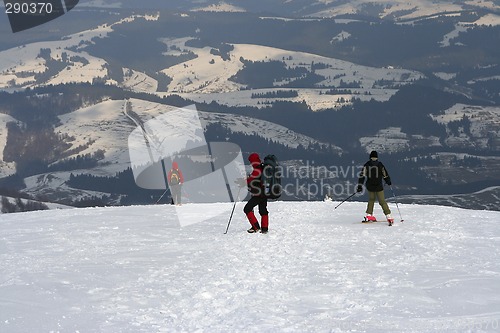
<box><xmin>389</xmin><ymin>185</ymin><xmax>404</xmax><ymax>222</ymax></box>
<box><xmin>224</xmin><ymin>187</ymin><xmax>242</xmax><ymax>234</ymax></box>
<box><xmin>334</xmin><ymin>192</ymin><xmax>357</xmax><ymax>210</ymax></box>
<box><xmin>155</xmin><ymin>188</ymin><xmax>170</xmax><ymax>204</ymax></box>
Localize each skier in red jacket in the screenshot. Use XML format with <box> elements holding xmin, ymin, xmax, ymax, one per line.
<box><xmin>243</xmin><ymin>153</ymin><xmax>269</xmax><ymax>233</ymax></box>
<box><xmin>168</xmin><ymin>161</ymin><xmax>184</xmax><ymax>205</ymax></box>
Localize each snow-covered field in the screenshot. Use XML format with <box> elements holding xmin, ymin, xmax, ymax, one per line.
<box><xmin>1</xmin><ymin>201</ymin><xmax>500</xmax><ymax>332</ymax></box>
<box><xmin>309</xmin><ymin>0</ymin><xmax>499</xmax><ymax>20</ymax></box>
<box><xmin>0</xmin><ymin>14</ymin><xmax>153</xmax><ymax>89</ymax></box>
<box><xmin>71</xmin><ymin>0</ymin><xmax>500</xmax><ymax>21</ymax></box>
<box><xmin>54</xmin><ymin>97</ymin><xmax>335</xmax><ymax>171</ymax></box>
<box><xmin>160</xmin><ymin>39</ymin><xmax>423</xmax><ymax>108</ymax></box>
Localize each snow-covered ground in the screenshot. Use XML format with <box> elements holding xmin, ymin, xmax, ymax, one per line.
<box><xmin>359</xmin><ymin>127</ymin><xmax>442</xmax><ymax>153</ymax></box>
<box><xmin>473</xmin><ymin>14</ymin><xmax>500</xmax><ymax>27</ymax></box>
<box><xmin>56</xmin><ymin>99</ymin><xmax>133</xmax><ymax>173</ymax></box>
<box><xmin>431</xmin><ymin>103</ymin><xmax>500</xmax><ymax>149</ymax></box>
<box><xmin>0</xmin><ymin>14</ymin><xmax>153</xmax><ymax>89</ymax></box>
<box><xmin>191</xmin><ymin>1</ymin><xmax>246</xmax><ymax>13</ymax></box>
<box><xmin>160</xmin><ymin>39</ymin><xmax>423</xmax><ymax>96</ymax></box>
<box><xmin>54</xmin><ymin>97</ymin><xmax>337</xmax><ymax>172</ymax></box>
<box><xmin>65</xmin><ymin>0</ymin><xmax>500</xmax><ymax>21</ymax></box>
<box><xmin>399</xmin><ymin>186</ymin><xmax>500</xmax><ymax>211</ymax></box>
<box><xmin>19</xmin><ymin>97</ymin><xmax>338</xmax><ymax>201</ymax></box>
<box><xmin>178</xmin><ymin>87</ymin><xmax>397</xmax><ymax>112</ymax></box>
<box><xmin>311</xmin><ymin>0</ymin><xmax>464</xmax><ymax>20</ymax></box>
<box><xmin>1</xmin><ymin>201</ymin><xmax>499</xmax><ymax>332</ymax></box>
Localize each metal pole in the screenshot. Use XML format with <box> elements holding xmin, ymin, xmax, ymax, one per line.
<box><xmin>334</xmin><ymin>192</ymin><xmax>357</xmax><ymax>210</ymax></box>
<box><xmin>390</xmin><ymin>185</ymin><xmax>404</xmax><ymax>222</ymax></box>
<box><xmin>155</xmin><ymin>188</ymin><xmax>170</xmax><ymax>204</ymax></box>
<box><xmin>224</xmin><ymin>187</ymin><xmax>242</xmax><ymax>234</ymax></box>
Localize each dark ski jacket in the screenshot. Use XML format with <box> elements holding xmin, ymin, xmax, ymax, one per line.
<box><xmin>358</xmin><ymin>159</ymin><xmax>391</xmax><ymax>192</ymax></box>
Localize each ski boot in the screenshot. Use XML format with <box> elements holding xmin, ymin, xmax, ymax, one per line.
<box><xmin>247</xmin><ymin>223</ymin><xmax>261</xmax><ymax>233</ymax></box>
<box><xmin>386</xmin><ymin>214</ymin><xmax>394</xmax><ymax>226</ymax></box>
<box><xmin>363</xmin><ymin>214</ymin><xmax>377</xmax><ymax>222</ymax></box>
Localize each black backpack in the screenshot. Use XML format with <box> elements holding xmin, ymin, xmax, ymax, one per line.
<box><xmin>261</xmin><ymin>154</ymin><xmax>282</xmax><ymax>199</ymax></box>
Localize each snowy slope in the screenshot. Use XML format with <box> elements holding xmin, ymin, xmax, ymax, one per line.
<box><xmin>101</xmin><ymin>0</ymin><xmax>468</xmax><ymax>20</ymax></box>
<box><xmin>1</xmin><ymin>202</ymin><xmax>500</xmax><ymax>332</ymax></box>
<box><xmin>0</xmin><ymin>195</ymin><xmax>71</xmax><ymax>211</ymax></box>
<box><xmin>160</xmin><ymin>39</ymin><xmax>423</xmax><ymax>110</ymax></box>
<box><xmin>54</xmin><ymin>98</ymin><xmax>337</xmax><ymax>169</ymax></box>
<box><xmin>398</xmin><ymin>186</ymin><xmax>500</xmax><ymax>211</ymax></box>
<box><xmin>0</xmin><ymin>14</ymin><xmax>155</xmax><ymax>89</ymax></box>
<box><xmin>56</xmin><ymin>99</ymin><xmax>134</xmax><ymax>173</ymax></box>
<box><xmin>311</xmin><ymin>0</ymin><xmax>465</xmax><ymax>19</ymax></box>
<box><xmin>192</xmin><ymin>1</ymin><xmax>246</xmax><ymax>12</ymax></box>
<box><xmin>359</xmin><ymin>127</ymin><xmax>442</xmax><ymax>153</ymax></box>
<box><xmin>19</xmin><ymin>97</ymin><xmax>337</xmax><ymax>201</ymax></box>
<box><xmin>431</xmin><ymin>104</ymin><xmax>500</xmax><ymax>150</ymax></box>
<box><xmin>0</xmin><ymin>28</ymin><xmax>108</xmax><ymax>88</ymax></box>
<box><xmin>77</xmin><ymin>0</ymin><xmax>500</xmax><ymax>21</ymax></box>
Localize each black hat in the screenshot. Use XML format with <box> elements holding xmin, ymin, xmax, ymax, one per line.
<box><xmin>370</xmin><ymin>150</ymin><xmax>378</xmax><ymax>158</ymax></box>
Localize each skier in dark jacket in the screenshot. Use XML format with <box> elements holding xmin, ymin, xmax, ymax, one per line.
<box><xmin>357</xmin><ymin>151</ymin><xmax>393</xmax><ymax>224</ymax></box>
<box><xmin>243</xmin><ymin>153</ymin><xmax>269</xmax><ymax>234</ymax></box>
<box><xmin>168</xmin><ymin>161</ymin><xmax>184</xmax><ymax>205</ymax></box>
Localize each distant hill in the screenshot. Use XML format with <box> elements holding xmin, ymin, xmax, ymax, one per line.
<box><xmin>79</xmin><ymin>0</ymin><xmax>500</xmax><ymax>21</ymax></box>
<box><xmin>0</xmin><ymin>5</ymin><xmax>499</xmax><ymax>209</ymax></box>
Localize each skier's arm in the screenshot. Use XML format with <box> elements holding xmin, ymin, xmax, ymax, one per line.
<box><xmin>381</xmin><ymin>164</ymin><xmax>391</xmax><ymax>185</ymax></box>
<box><xmin>247</xmin><ymin>167</ymin><xmax>262</xmax><ymax>194</ymax></box>
<box><xmin>357</xmin><ymin>165</ymin><xmax>367</xmax><ymax>185</ymax></box>
<box><xmin>246</xmin><ymin>168</ymin><xmax>261</xmax><ymax>185</ymax></box>
<box><xmin>357</xmin><ymin>165</ymin><xmax>366</xmax><ymax>192</ymax></box>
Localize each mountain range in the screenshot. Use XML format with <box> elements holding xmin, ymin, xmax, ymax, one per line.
<box><xmin>80</xmin><ymin>0</ymin><xmax>500</xmax><ymax>20</ymax></box>
<box><xmin>0</xmin><ymin>0</ymin><xmax>499</xmax><ymax>211</ymax></box>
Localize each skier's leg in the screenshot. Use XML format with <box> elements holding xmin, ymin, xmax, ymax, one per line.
<box><xmin>176</xmin><ymin>185</ymin><xmax>182</xmax><ymax>205</ymax></box>
<box><xmin>366</xmin><ymin>191</ymin><xmax>376</xmax><ymax>215</ymax></box>
<box><xmin>258</xmin><ymin>198</ymin><xmax>269</xmax><ymax>232</ymax></box>
<box><xmin>171</xmin><ymin>185</ymin><xmax>180</xmax><ymax>205</ymax></box>
<box><xmin>377</xmin><ymin>191</ymin><xmax>391</xmax><ymax>215</ymax></box>
<box><xmin>244</xmin><ymin>196</ymin><xmax>260</xmax><ymax>231</ymax></box>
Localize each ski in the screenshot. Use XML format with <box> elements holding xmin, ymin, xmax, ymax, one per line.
<box><xmin>361</xmin><ymin>220</ymin><xmax>394</xmax><ymax>226</ymax></box>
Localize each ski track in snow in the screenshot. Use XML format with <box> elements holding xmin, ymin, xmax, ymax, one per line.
<box><xmin>1</xmin><ymin>202</ymin><xmax>500</xmax><ymax>332</ymax></box>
